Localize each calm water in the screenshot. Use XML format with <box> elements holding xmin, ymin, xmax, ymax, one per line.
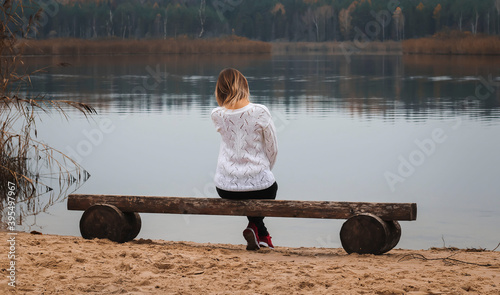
<box><xmin>16</xmin><ymin>54</ymin><xmax>500</xmax><ymax>250</ymax></box>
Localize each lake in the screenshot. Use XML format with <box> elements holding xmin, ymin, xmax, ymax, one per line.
<box><xmin>15</xmin><ymin>53</ymin><xmax>500</xmax><ymax>250</ymax></box>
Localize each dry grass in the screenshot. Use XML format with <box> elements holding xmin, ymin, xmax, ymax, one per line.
<box><xmin>1</xmin><ymin>0</ymin><xmax>95</xmax><ymax>225</ymax></box>
<box><xmin>20</xmin><ymin>38</ymin><xmax>404</xmax><ymax>57</ymax></box>
<box><xmin>272</xmin><ymin>41</ymin><xmax>402</xmax><ymax>55</ymax></box>
<box><xmin>20</xmin><ymin>36</ymin><xmax>272</xmax><ymax>56</ymax></box>
<box><xmin>403</xmin><ymin>31</ymin><xmax>500</xmax><ymax>55</ymax></box>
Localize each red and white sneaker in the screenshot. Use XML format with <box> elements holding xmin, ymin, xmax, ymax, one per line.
<box><xmin>258</xmin><ymin>235</ymin><xmax>274</xmax><ymax>249</ymax></box>
<box><xmin>243</xmin><ymin>223</ymin><xmax>260</xmax><ymax>251</ymax></box>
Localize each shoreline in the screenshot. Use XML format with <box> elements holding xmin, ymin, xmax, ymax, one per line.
<box><xmin>19</xmin><ymin>37</ymin><xmax>272</xmax><ymax>56</ymax></box>
<box><xmin>1</xmin><ymin>231</ymin><xmax>499</xmax><ymax>294</ymax></box>
<box><xmin>17</xmin><ymin>38</ymin><xmax>500</xmax><ymax>57</ymax></box>
<box><xmin>272</xmin><ymin>41</ymin><xmax>402</xmax><ymax>55</ymax></box>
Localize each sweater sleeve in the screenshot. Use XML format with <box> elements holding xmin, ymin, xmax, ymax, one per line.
<box><xmin>211</xmin><ymin>108</ymin><xmax>222</xmax><ymax>132</ymax></box>
<box><xmin>263</xmin><ymin>116</ymin><xmax>278</xmax><ymax>170</ymax></box>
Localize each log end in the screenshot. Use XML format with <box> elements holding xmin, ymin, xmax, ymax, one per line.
<box><xmin>340</xmin><ymin>213</ymin><xmax>402</xmax><ymax>255</ymax></box>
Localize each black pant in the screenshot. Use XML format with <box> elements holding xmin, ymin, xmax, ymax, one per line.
<box><xmin>216</xmin><ymin>182</ymin><xmax>278</xmax><ymax>237</ymax></box>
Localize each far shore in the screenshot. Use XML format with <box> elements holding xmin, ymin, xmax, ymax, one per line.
<box><xmin>1</xmin><ymin>231</ymin><xmax>499</xmax><ymax>294</ymax></box>
<box><xmin>21</xmin><ymin>38</ymin><xmax>401</xmax><ymax>56</ymax></box>
<box><xmin>19</xmin><ymin>37</ymin><xmax>272</xmax><ymax>56</ymax></box>
<box><xmin>17</xmin><ymin>36</ymin><xmax>500</xmax><ymax>57</ymax></box>
<box><xmin>403</xmin><ymin>34</ymin><xmax>500</xmax><ymax>55</ymax></box>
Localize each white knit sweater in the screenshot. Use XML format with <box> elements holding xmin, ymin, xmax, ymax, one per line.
<box><xmin>211</xmin><ymin>103</ymin><xmax>278</xmax><ymax>191</ymax></box>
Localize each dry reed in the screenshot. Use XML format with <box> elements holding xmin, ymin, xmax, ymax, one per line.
<box><xmin>1</xmin><ymin>0</ymin><xmax>95</xmax><ymax>226</ymax></box>
<box><xmin>21</xmin><ymin>36</ymin><xmax>272</xmax><ymax>56</ymax></box>
<box><xmin>272</xmin><ymin>41</ymin><xmax>402</xmax><ymax>55</ymax></box>
<box><xmin>403</xmin><ymin>31</ymin><xmax>500</xmax><ymax>55</ymax></box>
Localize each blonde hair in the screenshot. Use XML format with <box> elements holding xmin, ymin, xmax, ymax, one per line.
<box><xmin>215</xmin><ymin>68</ymin><xmax>249</xmax><ymax>108</ymax></box>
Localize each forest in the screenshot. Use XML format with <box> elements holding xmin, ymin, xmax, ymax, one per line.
<box><xmin>17</xmin><ymin>0</ymin><xmax>500</xmax><ymax>42</ymax></box>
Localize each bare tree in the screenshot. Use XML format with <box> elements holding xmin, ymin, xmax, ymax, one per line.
<box><xmin>496</xmin><ymin>0</ymin><xmax>500</xmax><ymax>34</ymax></box>
<box><xmin>270</xmin><ymin>3</ymin><xmax>286</xmax><ymax>40</ymax></box>
<box><xmin>92</xmin><ymin>16</ymin><xmax>97</xmax><ymax>38</ymax></box>
<box><xmin>339</xmin><ymin>2</ymin><xmax>356</xmax><ymax>40</ymax></box>
<box><xmin>199</xmin><ymin>0</ymin><xmax>206</xmax><ymax>38</ymax></box>
<box><xmin>107</xmin><ymin>9</ymin><xmax>113</xmax><ymax>37</ymax></box>
<box><xmin>475</xmin><ymin>10</ymin><xmax>479</xmax><ymax>35</ymax></box>
<box><xmin>458</xmin><ymin>12</ymin><xmax>463</xmax><ymax>32</ymax></box>
<box><xmin>154</xmin><ymin>13</ymin><xmax>162</xmax><ymax>37</ymax></box>
<box><xmin>339</xmin><ymin>8</ymin><xmax>351</xmax><ymax>40</ymax></box>
<box><xmin>302</xmin><ymin>7</ymin><xmax>319</xmax><ymax>42</ymax></box>
<box><xmin>487</xmin><ymin>12</ymin><xmax>490</xmax><ymax>35</ymax></box>
<box><xmin>317</xmin><ymin>5</ymin><xmax>333</xmax><ymax>42</ymax></box>
<box><xmin>393</xmin><ymin>7</ymin><xmax>405</xmax><ymax>40</ymax></box>
<box><xmin>471</xmin><ymin>9</ymin><xmax>479</xmax><ymax>35</ymax></box>
<box><xmin>164</xmin><ymin>8</ymin><xmax>168</xmax><ymax>39</ymax></box>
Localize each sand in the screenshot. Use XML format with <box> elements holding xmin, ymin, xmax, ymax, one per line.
<box><xmin>1</xmin><ymin>231</ymin><xmax>499</xmax><ymax>294</ymax></box>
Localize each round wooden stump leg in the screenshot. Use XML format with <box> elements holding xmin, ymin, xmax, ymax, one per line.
<box><xmin>380</xmin><ymin>220</ymin><xmax>401</xmax><ymax>254</ymax></box>
<box><xmin>340</xmin><ymin>213</ymin><xmax>390</xmax><ymax>255</ymax></box>
<box><xmin>79</xmin><ymin>204</ymin><xmax>128</xmax><ymax>243</ymax></box>
<box><xmin>123</xmin><ymin>212</ymin><xmax>142</xmax><ymax>242</ymax></box>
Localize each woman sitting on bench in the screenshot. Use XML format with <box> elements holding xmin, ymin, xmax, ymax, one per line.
<box><xmin>211</xmin><ymin>68</ymin><xmax>278</xmax><ymax>250</ymax></box>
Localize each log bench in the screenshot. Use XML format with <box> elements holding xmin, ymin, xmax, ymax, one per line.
<box><xmin>67</xmin><ymin>194</ymin><xmax>417</xmax><ymax>255</ymax></box>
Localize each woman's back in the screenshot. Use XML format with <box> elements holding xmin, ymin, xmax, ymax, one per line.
<box><xmin>212</xmin><ymin>103</ymin><xmax>277</xmax><ymax>192</ymax></box>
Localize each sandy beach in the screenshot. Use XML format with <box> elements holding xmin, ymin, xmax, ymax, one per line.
<box><xmin>1</xmin><ymin>231</ymin><xmax>499</xmax><ymax>294</ymax></box>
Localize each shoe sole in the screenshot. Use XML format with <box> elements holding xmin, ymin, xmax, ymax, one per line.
<box><xmin>243</xmin><ymin>228</ymin><xmax>260</xmax><ymax>250</ymax></box>
<box><xmin>259</xmin><ymin>241</ymin><xmax>274</xmax><ymax>249</ymax></box>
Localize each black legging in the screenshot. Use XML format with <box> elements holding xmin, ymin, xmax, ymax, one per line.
<box><xmin>216</xmin><ymin>182</ymin><xmax>278</xmax><ymax>237</ymax></box>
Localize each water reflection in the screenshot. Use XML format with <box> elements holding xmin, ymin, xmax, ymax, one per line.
<box><xmin>21</xmin><ymin>54</ymin><xmax>500</xmax><ymax>122</ymax></box>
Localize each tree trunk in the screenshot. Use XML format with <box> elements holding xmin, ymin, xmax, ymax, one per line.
<box><xmin>333</xmin><ymin>12</ymin><xmax>337</xmax><ymax>41</ymax></box>
<box><xmin>382</xmin><ymin>22</ymin><xmax>385</xmax><ymax>41</ymax></box>
<box><xmin>313</xmin><ymin>17</ymin><xmax>319</xmax><ymax>42</ymax></box>
<box><xmin>109</xmin><ymin>10</ymin><xmax>113</xmax><ymax>37</ymax></box>
<box><xmin>487</xmin><ymin>12</ymin><xmax>490</xmax><ymax>35</ymax></box>
<box><xmin>92</xmin><ymin>16</ymin><xmax>97</xmax><ymax>38</ymax></box>
<box><xmin>271</xmin><ymin>20</ymin><xmax>275</xmax><ymax>40</ymax></box>
<box><xmin>164</xmin><ymin>19</ymin><xmax>167</xmax><ymax>39</ymax></box>
<box><xmin>474</xmin><ymin>11</ymin><xmax>479</xmax><ymax>35</ymax></box>
<box><xmin>402</xmin><ymin>21</ymin><xmax>405</xmax><ymax>40</ymax></box>
<box><xmin>459</xmin><ymin>12</ymin><xmax>462</xmax><ymax>32</ymax></box>
<box><xmin>395</xmin><ymin>19</ymin><xmax>399</xmax><ymax>40</ymax></box>
<box><xmin>198</xmin><ymin>0</ymin><xmax>206</xmax><ymax>38</ymax></box>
